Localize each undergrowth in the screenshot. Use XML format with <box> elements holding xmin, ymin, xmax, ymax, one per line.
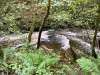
<box><xmin>66</xmin><ymin>54</ymin><xmax>100</xmax><ymax>75</ymax></box>
<box><xmin>0</xmin><ymin>42</ymin><xmax>100</xmax><ymax>75</ymax></box>
<box><xmin>0</xmin><ymin>46</ymin><xmax>68</xmax><ymax>75</ymax></box>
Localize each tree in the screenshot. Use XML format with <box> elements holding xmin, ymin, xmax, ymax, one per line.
<box><xmin>28</xmin><ymin>0</ymin><xmax>39</xmax><ymax>43</ymax></box>
<box><xmin>37</xmin><ymin>0</ymin><xmax>51</xmax><ymax>49</ymax></box>
<box><xmin>0</xmin><ymin>45</ymin><xmax>3</xmax><ymax>59</ymax></box>
<box><xmin>92</xmin><ymin>3</ymin><xmax>100</xmax><ymax>58</ymax></box>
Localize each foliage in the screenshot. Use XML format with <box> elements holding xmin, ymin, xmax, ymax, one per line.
<box><xmin>77</xmin><ymin>57</ymin><xmax>100</xmax><ymax>75</ymax></box>
<box><xmin>65</xmin><ymin>54</ymin><xmax>100</xmax><ymax>75</ymax></box>
<box><xmin>13</xmin><ymin>50</ymin><xmax>64</xmax><ymax>75</ymax></box>
<box><xmin>50</xmin><ymin>0</ymin><xmax>97</xmax><ymax>29</ymax></box>
<box><xmin>0</xmin><ymin>47</ymin><xmax>69</xmax><ymax>75</ymax></box>
<box><xmin>0</xmin><ymin>0</ymin><xmax>8</xmax><ymax>17</ymax></box>
<box><xmin>0</xmin><ymin>0</ymin><xmax>98</xmax><ymax>34</ymax></box>
<box><xmin>63</xmin><ymin>65</ymin><xmax>78</xmax><ymax>75</ymax></box>
<box><xmin>2</xmin><ymin>44</ymin><xmax>100</xmax><ymax>75</ymax></box>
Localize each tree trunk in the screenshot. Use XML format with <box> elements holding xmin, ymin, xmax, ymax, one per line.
<box><xmin>92</xmin><ymin>4</ymin><xmax>100</xmax><ymax>58</ymax></box>
<box><xmin>0</xmin><ymin>45</ymin><xmax>3</xmax><ymax>59</ymax></box>
<box><xmin>37</xmin><ymin>0</ymin><xmax>51</xmax><ymax>49</ymax></box>
<box><xmin>28</xmin><ymin>1</ymin><xmax>38</xmax><ymax>43</ymax></box>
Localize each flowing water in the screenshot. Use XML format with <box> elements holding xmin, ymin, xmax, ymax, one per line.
<box><xmin>0</xmin><ymin>28</ymin><xmax>100</xmax><ymax>60</ymax></box>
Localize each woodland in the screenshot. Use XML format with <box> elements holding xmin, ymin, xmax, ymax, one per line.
<box><xmin>0</xmin><ymin>0</ymin><xmax>100</xmax><ymax>75</ymax></box>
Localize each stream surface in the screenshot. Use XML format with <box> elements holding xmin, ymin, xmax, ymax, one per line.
<box><xmin>41</xmin><ymin>29</ymin><xmax>100</xmax><ymax>54</ymax></box>
<box><xmin>0</xmin><ymin>28</ymin><xmax>100</xmax><ymax>59</ymax></box>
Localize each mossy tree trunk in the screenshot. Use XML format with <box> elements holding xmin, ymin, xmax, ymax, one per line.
<box><xmin>28</xmin><ymin>0</ymin><xmax>39</xmax><ymax>43</ymax></box>
<box><xmin>92</xmin><ymin>3</ymin><xmax>100</xmax><ymax>58</ymax></box>
<box><xmin>37</xmin><ymin>0</ymin><xmax>51</xmax><ymax>49</ymax></box>
<box><xmin>0</xmin><ymin>45</ymin><xmax>3</xmax><ymax>59</ymax></box>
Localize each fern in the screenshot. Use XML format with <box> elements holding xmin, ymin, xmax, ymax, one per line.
<box><xmin>77</xmin><ymin>57</ymin><xmax>100</xmax><ymax>75</ymax></box>
<box><xmin>62</xmin><ymin>54</ymin><xmax>100</xmax><ymax>75</ymax></box>
<box><xmin>63</xmin><ymin>65</ymin><xmax>77</xmax><ymax>75</ymax></box>
<box><xmin>90</xmin><ymin>54</ymin><xmax>100</xmax><ymax>70</ymax></box>
<box><xmin>13</xmin><ymin>50</ymin><xmax>60</xmax><ymax>75</ymax></box>
<box><xmin>38</xmin><ymin>57</ymin><xmax>60</xmax><ymax>69</ymax></box>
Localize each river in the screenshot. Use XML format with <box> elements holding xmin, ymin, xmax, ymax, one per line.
<box><xmin>0</xmin><ymin>28</ymin><xmax>100</xmax><ymax>60</ymax></box>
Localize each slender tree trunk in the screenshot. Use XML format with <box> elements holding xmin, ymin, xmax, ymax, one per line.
<box><xmin>28</xmin><ymin>15</ymin><xmax>37</xmax><ymax>43</ymax></box>
<box><xmin>28</xmin><ymin>1</ymin><xmax>38</xmax><ymax>43</ymax></box>
<box><xmin>92</xmin><ymin>4</ymin><xmax>100</xmax><ymax>58</ymax></box>
<box><xmin>37</xmin><ymin>0</ymin><xmax>51</xmax><ymax>49</ymax></box>
<box><xmin>0</xmin><ymin>45</ymin><xmax>3</xmax><ymax>59</ymax></box>
<box><xmin>70</xmin><ymin>41</ymin><xmax>77</xmax><ymax>61</ymax></box>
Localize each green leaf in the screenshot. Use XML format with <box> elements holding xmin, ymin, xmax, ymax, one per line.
<box><xmin>77</xmin><ymin>57</ymin><xmax>100</xmax><ymax>74</ymax></box>
<box><xmin>38</xmin><ymin>57</ymin><xmax>60</xmax><ymax>69</ymax></box>
<box><xmin>63</xmin><ymin>65</ymin><xmax>77</xmax><ymax>75</ymax></box>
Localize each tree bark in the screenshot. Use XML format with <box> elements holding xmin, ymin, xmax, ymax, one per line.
<box><xmin>37</xmin><ymin>0</ymin><xmax>51</xmax><ymax>49</ymax></box>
